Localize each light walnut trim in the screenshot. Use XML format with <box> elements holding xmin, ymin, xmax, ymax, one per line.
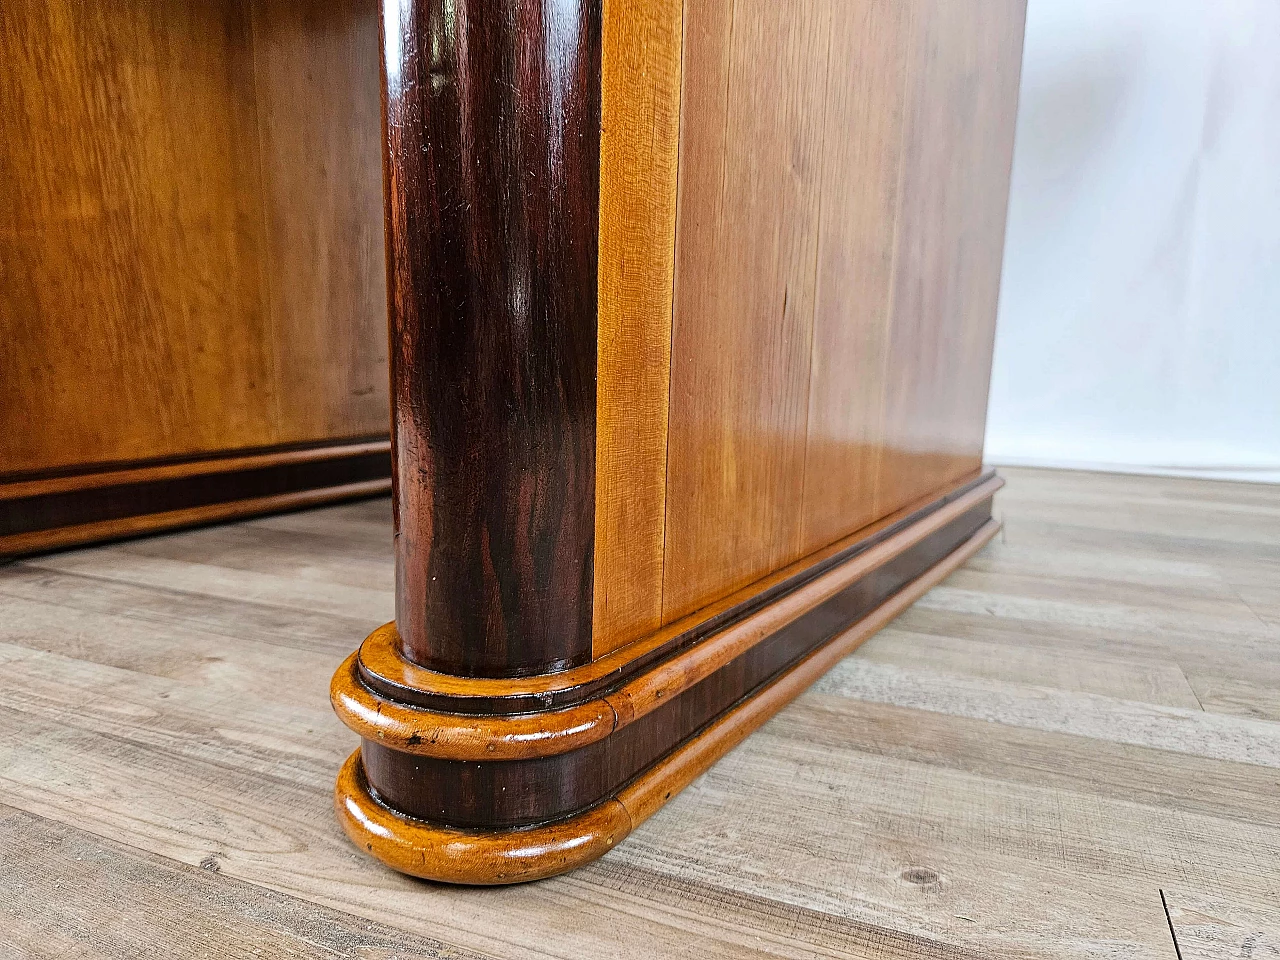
<box><xmin>592</xmin><ymin>0</ymin><xmax>685</xmax><ymax>656</ymax></box>
<box><xmin>336</xmin><ymin>518</ymin><xmax>1000</xmax><ymax>884</ymax></box>
<box><xmin>331</xmin><ymin>652</ymin><xmax>616</xmax><ymax>761</ymax></box>
<box><xmin>334</xmin><ymin>752</ymin><xmax>631</xmax><ymax>885</ymax></box>
<box><xmin>345</xmin><ymin>475</ymin><xmax>1000</xmax><ymax>760</ymax></box>
<box><xmin>619</xmin><ymin>517</ymin><xmax>999</xmax><ymax>824</ymax></box>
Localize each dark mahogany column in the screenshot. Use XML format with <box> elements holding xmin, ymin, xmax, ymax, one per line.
<box><xmin>382</xmin><ymin>0</ymin><xmax>602</xmax><ymax>677</ymax></box>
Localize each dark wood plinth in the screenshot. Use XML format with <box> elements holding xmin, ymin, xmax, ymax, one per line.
<box><xmin>332</xmin><ymin>476</ymin><xmax>1001</xmax><ymax>883</ymax></box>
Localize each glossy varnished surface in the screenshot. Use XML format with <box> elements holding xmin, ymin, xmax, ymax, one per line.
<box><xmin>797</xmin><ymin>0</ymin><xmax>915</xmax><ymax>552</ymax></box>
<box><xmin>383</xmin><ymin>0</ymin><xmax>601</xmax><ymax>678</ymax></box>
<box><xmin>653</xmin><ymin>0</ymin><xmax>1026</xmax><ymax>623</ymax></box>
<box><xmin>871</xmin><ymin>0</ymin><xmax>1026</xmax><ymax>517</ymax></box>
<box><xmin>358</xmin><ymin>0</ymin><xmax>1021</xmax><ymax>884</ymax></box>
<box><xmin>803</xmin><ymin>0</ymin><xmax>1027</xmax><ymax>534</ymax></box>
<box><xmin>0</xmin><ymin>0</ymin><xmax>388</xmax><ymax>476</ymax></box>
<box><xmin>660</xmin><ymin>0</ymin><xmax>826</xmax><ymax>623</ymax></box>
<box><xmin>355</xmin><ymin>472</ymin><xmax>999</xmax><ymax>715</ymax></box>
<box><xmin>339</xmin><ymin>514</ymin><xmax>995</xmax><ymax>882</ymax></box>
<box><xmin>372</xmin><ymin>0</ymin><xmax>1024</xmax><ymax>672</ymax></box>
<box><xmin>3</xmin><ymin>469</ymin><xmax>1280</xmax><ymax>951</ymax></box>
<box><xmin>336</xmin><ymin>752</ymin><xmax>631</xmax><ymax>886</ymax></box>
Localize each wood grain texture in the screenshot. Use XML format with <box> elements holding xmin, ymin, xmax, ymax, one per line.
<box><xmin>340</xmin><ymin>515</ymin><xmax>997</xmax><ymax>878</ymax></box>
<box><xmin>872</xmin><ymin>0</ymin><xmax>1026</xmax><ymax>516</ymax></box>
<box><xmin>0</xmin><ymin>803</ymin><xmax>479</xmax><ymax>960</ymax></box>
<box><xmin>336</xmin><ymin>751</ymin><xmax>632</xmax><ymax>886</ymax></box>
<box><xmin>355</xmin><ymin>473</ymin><xmax>999</xmax><ymax>714</ymax></box>
<box><xmin>383</xmin><ymin>0</ymin><xmax>601</xmax><ymax>678</ymax></box>
<box><xmin>660</xmin><ymin>0</ymin><xmax>829</xmax><ymax>623</ymax></box>
<box><xmin>592</xmin><ymin>0</ymin><xmax>684</xmax><ymax>657</ymax></box>
<box><xmin>658</xmin><ymin>0</ymin><xmax>1026</xmax><ymax>623</ymax></box>
<box><xmin>1161</xmin><ymin>887</ymin><xmax>1280</xmax><ymax>960</ymax></box>
<box><xmin>0</xmin><ymin>0</ymin><xmax>388</xmax><ymax>478</ymax></box>
<box><xmin>798</xmin><ymin>0</ymin><xmax>915</xmax><ymax>554</ymax></box>
<box><xmin>248</xmin><ymin>0</ymin><xmax>389</xmax><ymax>442</ymax></box>
<box><xmin>331</xmin><ymin>650</ymin><xmax>617</xmax><ymax>761</ymax></box>
<box><xmin>1</xmin><ymin>467</ymin><xmax>1279</xmax><ymax>955</ymax></box>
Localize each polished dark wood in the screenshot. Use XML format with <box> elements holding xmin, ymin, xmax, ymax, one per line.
<box><xmin>383</xmin><ymin>0</ymin><xmax>603</xmax><ymax>679</ymax></box>
<box><xmin>335</xmin><ymin>505</ymin><xmax>999</xmax><ymax>885</ymax></box>
<box><xmin>349</xmin><ymin>490</ymin><xmax>993</xmax><ymax>828</ymax></box>
<box><xmin>0</xmin><ymin>440</ymin><xmax>392</xmax><ymax>558</ymax></box>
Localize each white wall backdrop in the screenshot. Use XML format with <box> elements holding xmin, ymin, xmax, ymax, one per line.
<box><xmin>985</xmin><ymin>0</ymin><xmax>1280</xmax><ymax>482</ymax></box>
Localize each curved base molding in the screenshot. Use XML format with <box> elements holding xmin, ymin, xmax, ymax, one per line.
<box><xmin>335</xmin><ymin>752</ymin><xmax>631</xmax><ymax>885</ymax></box>
<box><xmin>333</xmin><ymin>480</ymin><xmax>1000</xmax><ymax>884</ymax></box>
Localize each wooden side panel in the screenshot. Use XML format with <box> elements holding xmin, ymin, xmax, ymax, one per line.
<box><xmin>249</xmin><ymin>0</ymin><xmax>388</xmax><ymax>442</ymax></box>
<box><xmin>797</xmin><ymin>0</ymin><xmax>916</xmax><ymax>556</ymax></box>
<box><xmin>0</xmin><ymin>0</ymin><xmax>387</xmax><ymax>478</ymax></box>
<box><xmin>872</xmin><ymin>0</ymin><xmax>1026</xmax><ymax>517</ymax></box>
<box><xmin>592</xmin><ymin>0</ymin><xmax>684</xmax><ymax>656</ymax></box>
<box><xmin>0</xmin><ymin>1</ymin><xmax>275</xmax><ymax>473</ymax></box>
<box><xmin>660</xmin><ymin>0</ymin><xmax>832</xmax><ymax>623</ymax></box>
<box><xmin>653</xmin><ymin>0</ymin><xmax>1024</xmax><ymax>625</ymax></box>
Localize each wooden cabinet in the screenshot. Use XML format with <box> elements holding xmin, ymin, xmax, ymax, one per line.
<box><xmin>0</xmin><ymin>0</ymin><xmax>1024</xmax><ymax>885</ymax></box>
<box><xmin>331</xmin><ymin>0</ymin><xmax>1026</xmax><ymax>883</ymax></box>
<box><xmin>0</xmin><ymin>0</ymin><xmax>391</xmax><ymax>556</ymax></box>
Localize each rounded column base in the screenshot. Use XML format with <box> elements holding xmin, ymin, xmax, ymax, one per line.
<box><xmin>330</xmin><ymin>475</ymin><xmax>1002</xmax><ymax>884</ymax></box>
<box><xmin>334</xmin><ymin>751</ymin><xmax>632</xmax><ymax>885</ymax></box>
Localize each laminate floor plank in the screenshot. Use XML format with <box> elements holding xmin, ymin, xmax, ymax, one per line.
<box><xmin>103</xmin><ymin>521</ymin><xmax>396</xmax><ymax>589</ymax></box>
<box><xmin>0</xmin><ymin>803</ymin><xmax>477</xmax><ymax>960</ymax></box>
<box><xmin>0</xmin><ymin>643</ymin><xmax>1179</xmax><ymax>960</ymax></box>
<box><xmin>893</xmin><ymin>601</ymin><xmax>1280</xmax><ymax>694</ymax></box>
<box><xmin>1181</xmin><ymin>670</ymin><xmax>1280</xmax><ymax>723</ymax></box>
<box><xmin>0</xmin><ymin>563</ymin><xmax>377</xmax><ymax>666</ymax></box>
<box><xmin>611</xmin><ymin>709</ymin><xmax>1278</xmax><ymax>957</ymax></box>
<box><xmin>2</xmin><ymin>466</ymin><xmax>1279</xmax><ymax>956</ymax></box>
<box><xmin>856</xmin><ymin>629</ymin><xmax>1204</xmax><ymax>708</ymax></box>
<box><xmin>27</xmin><ymin>546</ymin><xmax>394</xmax><ymax>624</ymax></box>
<box><xmin>774</xmin><ymin>695</ymin><xmax>1280</xmax><ymax>830</ymax></box>
<box><xmin>0</xmin><ymin>652</ymin><xmax>834</xmax><ymax>959</ymax></box>
<box><xmin>813</xmin><ymin>659</ymin><xmax>1280</xmax><ymax>768</ymax></box>
<box><xmin>0</xmin><ymin>591</ymin><xmax>345</xmax><ymax>703</ymax></box>
<box><xmin>1160</xmin><ymin>886</ymin><xmax>1280</xmax><ymax>960</ymax></box>
<box><xmin>243</xmin><ymin>497</ymin><xmax>394</xmax><ymax>538</ymax></box>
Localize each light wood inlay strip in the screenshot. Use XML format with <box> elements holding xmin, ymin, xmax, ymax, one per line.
<box><xmin>593</xmin><ymin>0</ymin><xmax>685</xmax><ymax>656</ymax></box>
